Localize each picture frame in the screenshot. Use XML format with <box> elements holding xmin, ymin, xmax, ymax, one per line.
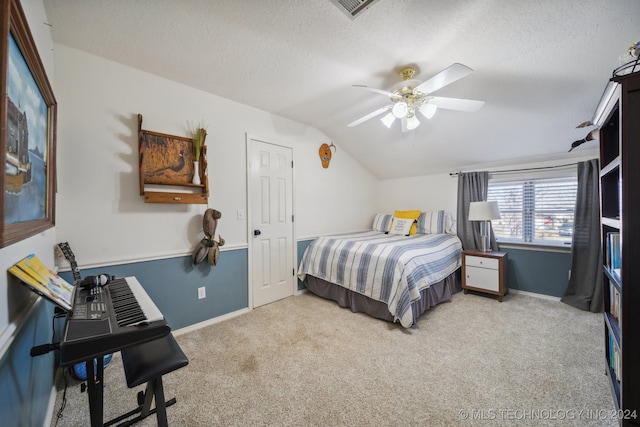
<box><xmin>0</xmin><ymin>0</ymin><xmax>57</xmax><ymax>247</ymax></box>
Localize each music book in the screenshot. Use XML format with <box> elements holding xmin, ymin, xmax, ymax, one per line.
<box><xmin>8</xmin><ymin>254</ymin><xmax>74</xmax><ymax>311</ymax></box>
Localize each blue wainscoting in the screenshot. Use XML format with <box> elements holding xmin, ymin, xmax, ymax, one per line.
<box><xmin>297</xmin><ymin>239</ymin><xmax>315</xmax><ymax>291</ymax></box>
<box><xmin>59</xmin><ymin>248</ymin><xmax>248</xmax><ymax>331</ymax></box>
<box><xmin>501</xmin><ymin>247</ymin><xmax>572</xmax><ymax>297</ymax></box>
<box><xmin>0</xmin><ymin>300</ymin><xmax>56</xmax><ymax>427</ymax></box>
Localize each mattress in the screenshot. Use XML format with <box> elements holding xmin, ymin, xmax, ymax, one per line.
<box><xmin>298</xmin><ymin>231</ymin><xmax>463</xmax><ymax>327</ymax></box>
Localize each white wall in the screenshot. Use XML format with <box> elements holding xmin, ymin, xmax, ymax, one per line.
<box><xmin>377</xmin><ymin>173</ymin><xmax>458</xmax><ymax>215</ymax></box>
<box><xmin>52</xmin><ymin>44</ymin><xmax>377</xmax><ymax>267</ymax></box>
<box><xmin>0</xmin><ymin>0</ymin><xmax>56</xmax><ymax>350</ymax></box>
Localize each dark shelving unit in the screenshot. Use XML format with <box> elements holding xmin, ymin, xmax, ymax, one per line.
<box><xmin>598</xmin><ymin>71</ymin><xmax>640</xmax><ymax>425</ymax></box>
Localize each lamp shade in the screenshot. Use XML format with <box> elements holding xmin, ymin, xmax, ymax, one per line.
<box><xmin>392</xmin><ymin>102</ymin><xmax>408</xmax><ymax>118</ymax></box>
<box><xmin>380</xmin><ymin>112</ymin><xmax>396</xmax><ymax>128</ymax></box>
<box><xmin>406</xmin><ymin>115</ymin><xmax>420</xmax><ymax>130</ymax></box>
<box><xmin>420</xmin><ymin>103</ymin><xmax>438</xmax><ymax>119</ymax></box>
<box><xmin>468</xmin><ymin>201</ymin><xmax>501</xmax><ymax>221</ymax></box>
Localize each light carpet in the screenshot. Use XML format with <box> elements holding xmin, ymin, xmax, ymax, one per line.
<box><xmin>51</xmin><ymin>291</ymin><xmax>617</xmax><ymax>426</ymax></box>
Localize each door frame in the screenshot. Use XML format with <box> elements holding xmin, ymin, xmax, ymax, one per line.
<box><xmin>245</xmin><ymin>134</ymin><xmax>297</xmax><ymax>310</ymax></box>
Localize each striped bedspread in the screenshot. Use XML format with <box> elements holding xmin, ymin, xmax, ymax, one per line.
<box><xmin>298</xmin><ymin>231</ymin><xmax>462</xmax><ymax>327</ymax></box>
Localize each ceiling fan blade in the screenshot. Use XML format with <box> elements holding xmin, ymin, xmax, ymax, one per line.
<box><xmin>430</xmin><ymin>96</ymin><xmax>485</xmax><ymax>112</ymax></box>
<box><xmin>353</xmin><ymin>85</ymin><xmax>401</xmax><ymax>100</ymax></box>
<box><xmin>414</xmin><ymin>63</ymin><xmax>474</xmax><ymax>95</ymax></box>
<box><xmin>347</xmin><ymin>105</ymin><xmax>392</xmax><ymax>127</ymax></box>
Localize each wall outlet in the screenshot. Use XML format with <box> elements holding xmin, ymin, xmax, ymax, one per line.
<box><xmin>198</xmin><ymin>286</ymin><xmax>206</xmax><ymax>299</ymax></box>
<box><xmin>237</xmin><ymin>209</ymin><xmax>245</xmax><ymax>220</ymax></box>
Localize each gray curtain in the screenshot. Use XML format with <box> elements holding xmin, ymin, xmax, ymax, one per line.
<box><xmin>456</xmin><ymin>171</ymin><xmax>498</xmax><ymax>250</ymax></box>
<box><xmin>561</xmin><ymin>159</ymin><xmax>603</xmax><ymax>312</ymax></box>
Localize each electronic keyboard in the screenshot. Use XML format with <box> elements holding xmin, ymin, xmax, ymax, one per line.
<box><xmin>59</xmin><ymin>276</ymin><xmax>169</xmax><ymax>366</ymax></box>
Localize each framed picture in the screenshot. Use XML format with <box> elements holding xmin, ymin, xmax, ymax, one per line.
<box><xmin>0</xmin><ymin>0</ymin><xmax>57</xmax><ymax>247</ymax></box>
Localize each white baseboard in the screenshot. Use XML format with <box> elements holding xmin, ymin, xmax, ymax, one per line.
<box><xmin>173</xmin><ymin>308</ymin><xmax>249</xmax><ymax>336</ymax></box>
<box><xmin>44</xmin><ymin>370</ymin><xmax>63</xmax><ymax>427</ymax></box>
<box><xmin>175</xmin><ymin>292</ymin><xmax>311</xmax><ymax>336</ymax></box>
<box><xmin>508</xmin><ymin>288</ymin><xmax>561</xmax><ymax>302</ymax></box>
<box><xmin>44</xmin><ymin>386</ymin><xmax>56</xmax><ymax>427</ymax></box>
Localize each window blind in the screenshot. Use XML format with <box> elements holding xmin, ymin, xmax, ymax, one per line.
<box><xmin>487</xmin><ymin>176</ymin><xmax>578</xmax><ymax>245</ymax></box>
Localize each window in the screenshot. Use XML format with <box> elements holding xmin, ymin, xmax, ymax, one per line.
<box><xmin>487</xmin><ymin>175</ymin><xmax>577</xmax><ymax>246</ymax></box>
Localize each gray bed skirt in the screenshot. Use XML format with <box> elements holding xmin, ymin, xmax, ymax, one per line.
<box><xmin>303</xmin><ymin>269</ymin><xmax>461</xmax><ymax>326</ymax></box>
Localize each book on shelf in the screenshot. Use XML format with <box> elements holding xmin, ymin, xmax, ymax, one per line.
<box><xmin>8</xmin><ymin>254</ymin><xmax>74</xmax><ymax>311</ymax></box>
<box><xmin>608</xmin><ymin>333</ymin><xmax>621</xmax><ymax>383</ymax></box>
<box><xmin>609</xmin><ymin>286</ymin><xmax>621</xmax><ymax>320</ymax></box>
<box><xmin>607</xmin><ymin>232</ymin><xmax>621</xmax><ymax>279</ymax></box>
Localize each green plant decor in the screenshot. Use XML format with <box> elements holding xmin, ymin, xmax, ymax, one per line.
<box><xmin>188</xmin><ymin>121</ymin><xmax>207</xmax><ymax>161</ymax></box>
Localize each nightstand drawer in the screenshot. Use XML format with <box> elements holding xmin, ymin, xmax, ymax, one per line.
<box><xmin>465</xmin><ymin>255</ymin><xmax>499</xmax><ymax>270</ymax></box>
<box><xmin>465</xmin><ymin>266</ymin><xmax>499</xmax><ymax>292</ymax></box>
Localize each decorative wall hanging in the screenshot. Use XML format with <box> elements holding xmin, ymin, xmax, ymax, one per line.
<box><xmin>138</xmin><ymin>114</ymin><xmax>208</xmax><ymax>204</ymax></box>
<box><xmin>0</xmin><ymin>0</ymin><xmax>58</xmax><ymax>247</ymax></box>
<box><xmin>192</xmin><ymin>208</ymin><xmax>225</xmax><ymax>267</ymax></box>
<box><xmin>319</xmin><ymin>142</ymin><xmax>336</xmax><ymax>168</ymax></box>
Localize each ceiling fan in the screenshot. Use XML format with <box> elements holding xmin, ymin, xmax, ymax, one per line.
<box><xmin>347</xmin><ymin>63</ymin><xmax>484</xmax><ymax>132</ymax></box>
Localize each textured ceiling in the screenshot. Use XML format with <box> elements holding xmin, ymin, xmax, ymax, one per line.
<box><xmin>42</xmin><ymin>0</ymin><xmax>640</xmax><ymax>179</ymax></box>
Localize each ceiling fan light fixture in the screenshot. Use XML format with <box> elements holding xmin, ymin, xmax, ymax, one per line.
<box><xmin>348</xmin><ymin>63</ymin><xmax>483</xmax><ymax>131</ymax></box>
<box><xmin>420</xmin><ymin>103</ymin><xmax>438</xmax><ymax>119</ymax></box>
<box><xmin>392</xmin><ymin>102</ymin><xmax>408</xmax><ymax>118</ymax></box>
<box><xmin>380</xmin><ymin>112</ymin><xmax>396</xmax><ymax>128</ymax></box>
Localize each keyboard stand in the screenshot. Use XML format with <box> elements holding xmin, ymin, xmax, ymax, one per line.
<box><xmin>85</xmin><ymin>356</ymin><xmax>105</xmax><ymax>427</ymax></box>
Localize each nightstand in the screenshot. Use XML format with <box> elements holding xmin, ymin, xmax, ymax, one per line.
<box><xmin>462</xmin><ymin>249</ymin><xmax>508</xmax><ymax>301</ymax></box>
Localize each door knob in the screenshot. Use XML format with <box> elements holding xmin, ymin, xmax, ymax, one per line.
<box><xmin>254</xmin><ymin>230</ymin><xmax>261</xmax><ymax>236</ymax></box>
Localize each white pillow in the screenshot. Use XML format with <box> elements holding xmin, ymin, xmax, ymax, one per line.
<box><xmin>446</xmin><ymin>213</ymin><xmax>457</xmax><ymax>235</ymax></box>
<box><xmin>389</xmin><ymin>217</ymin><xmax>414</xmax><ymax>235</ymax></box>
<box><xmin>372</xmin><ymin>214</ymin><xmax>393</xmax><ymax>232</ymax></box>
<box><xmin>417</xmin><ymin>211</ymin><xmax>456</xmax><ymax>235</ymax></box>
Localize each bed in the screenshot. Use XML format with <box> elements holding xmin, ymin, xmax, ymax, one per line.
<box><xmin>298</xmin><ymin>227</ymin><xmax>463</xmax><ymax>328</ymax></box>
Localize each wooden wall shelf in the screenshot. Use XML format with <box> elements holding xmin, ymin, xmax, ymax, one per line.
<box><xmin>138</xmin><ymin>114</ymin><xmax>209</xmax><ymax>204</ymax></box>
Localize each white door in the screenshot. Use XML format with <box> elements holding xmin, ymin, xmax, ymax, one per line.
<box><xmin>248</xmin><ymin>138</ymin><xmax>295</xmax><ymax>308</ymax></box>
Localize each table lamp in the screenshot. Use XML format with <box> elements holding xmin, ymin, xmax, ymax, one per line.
<box><xmin>468</xmin><ymin>201</ymin><xmax>501</xmax><ymax>252</ymax></box>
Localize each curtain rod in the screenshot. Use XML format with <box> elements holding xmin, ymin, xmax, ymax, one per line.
<box><xmin>449</xmin><ymin>161</ymin><xmax>580</xmax><ymax>176</ymax></box>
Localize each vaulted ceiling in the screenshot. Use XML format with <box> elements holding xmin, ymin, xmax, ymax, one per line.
<box><xmin>42</xmin><ymin>0</ymin><xmax>640</xmax><ymax>179</ymax></box>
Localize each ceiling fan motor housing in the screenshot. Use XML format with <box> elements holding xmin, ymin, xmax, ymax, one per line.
<box><xmin>399</xmin><ymin>67</ymin><xmax>416</xmax><ymax>80</ymax></box>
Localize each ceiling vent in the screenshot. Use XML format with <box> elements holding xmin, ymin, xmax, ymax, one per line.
<box><xmin>330</xmin><ymin>0</ymin><xmax>380</xmax><ymax>20</ymax></box>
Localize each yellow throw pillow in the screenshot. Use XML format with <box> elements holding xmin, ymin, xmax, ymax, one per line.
<box><xmin>394</xmin><ymin>210</ymin><xmax>421</xmax><ymax>235</ymax></box>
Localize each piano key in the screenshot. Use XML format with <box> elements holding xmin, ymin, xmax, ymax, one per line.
<box><xmin>117</xmin><ymin>277</ymin><xmax>164</xmax><ymax>323</ymax></box>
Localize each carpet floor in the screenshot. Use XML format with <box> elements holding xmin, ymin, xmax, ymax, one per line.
<box><xmin>50</xmin><ymin>290</ymin><xmax>617</xmax><ymax>426</ymax></box>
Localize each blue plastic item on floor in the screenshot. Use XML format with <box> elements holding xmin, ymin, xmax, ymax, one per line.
<box><xmin>70</xmin><ymin>353</ymin><xmax>113</xmax><ymax>380</ymax></box>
